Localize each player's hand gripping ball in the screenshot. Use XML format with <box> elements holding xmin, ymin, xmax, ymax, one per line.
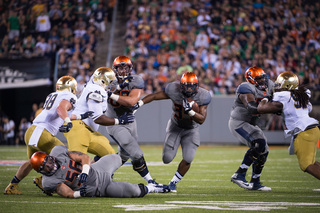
<box><xmin>186</xmin><ymin>98</ymin><xmax>199</xmax><ymax>113</ymax></box>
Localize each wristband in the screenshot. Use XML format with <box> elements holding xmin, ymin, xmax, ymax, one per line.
<box><xmin>114</xmin><ymin>118</ymin><xmax>119</xmax><ymax>125</ymax></box>
<box><xmin>64</xmin><ymin>117</ymin><xmax>71</xmax><ymax>123</ymax></box>
<box><xmin>82</xmin><ymin>164</ymin><xmax>90</xmax><ymax>175</ymax></box>
<box><xmin>76</xmin><ymin>114</ymin><xmax>81</xmax><ymax>120</ymax></box>
<box><xmin>110</xmin><ymin>94</ymin><xmax>120</xmax><ymax>102</ymax></box>
<box><xmin>188</xmin><ymin>110</ymin><xmax>196</xmax><ymax>117</ymax></box>
<box><xmin>261</xmin><ymin>98</ymin><xmax>268</xmax><ymax>103</ymax></box>
<box><xmin>138</xmin><ymin>100</ymin><xmax>144</xmax><ymax>107</ymax></box>
<box><xmin>73</xmin><ymin>191</ymin><xmax>81</xmax><ymax>198</ymax></box>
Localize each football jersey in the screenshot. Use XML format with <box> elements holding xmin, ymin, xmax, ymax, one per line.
<box><xmin>230</xmin><ymin>80</ymin><xmax>274</xmax><ymax>124</ymax></box>
<box><xmin>273</xmin><ymin>90</ymin><xmax>319</xmax><ymax>136</ymax></box>
<box><xmin>165</xmin><ymin>81</ymin><xmax>211</xmax><ymax>129</ymax></box>
<box><xmin>42</xmin><ymin>145</ymin><xmax>96</xmax><ymax>194</ymax></box>
<box><xmin>106</xmin><ymin>74</ymin><xmax>144</xmax><ymax>117</ymax></box>
<box><xmin>72</xmin><ymin>83</ymin><xmax>108</xmax><ymax>132</ymax></box>
<box><xmin>33</xmin><ymin>90</ymin><xmax>77</xmax><ymax>136</ymax></box>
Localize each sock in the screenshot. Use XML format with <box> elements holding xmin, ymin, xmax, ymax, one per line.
<box><xmin>143</xmin><ymin>173</ymin><xmax>152</xmax><ymax>182</ymax></box>
<box><xmin>170</xmin><ymin>171</ymin><xmax>183</xmax><ymax>184</ymax></box>
<box><xmin>11</xmin><ymin>176</ymin><xmax>20</xmax><ymax>183</ymax></box>
<box><xmin>250</xmin><ymin>173</ymin><xmax>261</xmax><ymax>183</ymax></box>
<box><xmin>236</xmin><ymin>164</ymin><xmax>249</xmax><ymax>174</ymax></box>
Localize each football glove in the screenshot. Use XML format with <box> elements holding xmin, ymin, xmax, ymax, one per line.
<box><xmin>59</xmin><ymin>122</ymin><xmax>73</xmax><ymax>133</ymax></box>
<box><xmin>119</xmin><ymin>75</ymin><xmax>133</xmax><ymax>89</ymax></box>
<box><xmin>130</xmin><ymin>100</ymin><xmax>144</xmax><ymax>114</ymax></box>
<box><xmin>79</xmin><ymin>185</ymin><xmax>87</xmax><ymax>197</ymax></box>
<box><xmin>78</xmin><ymin>173</ymin><xmax>88</xmax><ymax>184</ymax></box>
<box><xmin>117</xmin><ymin>112</ymin><xmax>135</xmax><ymax>125</ymax></box>
<box><xmin>80</xmin><ymin>111</ymin><xmax>94</xmax><ymax>120</ymax></box>
<box><xmin>182</xmin><ymin>97</ymin><xmax>194</xmax><ymax>113</ymax></box>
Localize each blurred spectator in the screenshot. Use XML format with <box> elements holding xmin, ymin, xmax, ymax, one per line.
<box><xmin>1</xmin><ymin>115</ymin><xmax>15</xmax><ymax>145</ymax></box>
<box><xmin>15</xmin><ymin>117</ymin><xmax>31</xmax><ymax>146</ymax></box>
<box><xmin>36</xmin><ymin>9</ymin><xmax>51</xmax><ymax>39</ymax></box>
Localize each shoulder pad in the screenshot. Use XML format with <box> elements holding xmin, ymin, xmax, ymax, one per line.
<box><xmin>237</xmin><ymin>83</ymin><xmax>254</xmax><ymax>94</ymax></box>
<box><xmin>87</xmin><ymin>92</ymin><xmax>103</xmax><ymax>102</ymax></box>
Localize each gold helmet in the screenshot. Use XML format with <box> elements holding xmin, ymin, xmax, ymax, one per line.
<box><xmin>275</xmin><ymin>71</ymin><xmax>299</xmax><ymax>90</ymax></box>
<box><xmin>92</xmin><ymin>67</ymin><xmax>116</xmax><ymax>89</ymax></box>
<box><xmin>56</xmin><ymin>76</ymin><xmax>78</xmax><ymax>95</ymax></box>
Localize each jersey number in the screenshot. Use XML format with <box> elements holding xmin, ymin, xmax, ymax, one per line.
<box><xmin>174</xmin><ymin>103</ymin><xmax>190</xmax><ymax>120</ymax></box>
<box><xmin>43</xmin><ymin>94</ymin><xmax>58</xmax><ymax>110</ymax></box>
<box><xmin>291</xmin><ymin>93</ymin><xmax>302</xmax><ymax>108</ymax></box>
<box><xmin>64</xmin><ymin>159</ymin><xmax>82</xmax><ymax>186</ymax></box>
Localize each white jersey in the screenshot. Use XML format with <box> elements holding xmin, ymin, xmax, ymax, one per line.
<box><xmin>273</xmin><ymin>90</ymin><xmax>319</xmax><ymax>136</ymax></box>
<box><xmin>33</xmin><ymin>90</ymin><xmax>77</xmax><ymax>136</ymax></box>
<box><xmin>72</xmin><ymin>83</ymin><xmax>108</xmax><ymax>132</ymax></box>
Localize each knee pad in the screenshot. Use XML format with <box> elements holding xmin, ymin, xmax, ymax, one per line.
<box><xmin>138</xmin><ymin>183</ymin><xmax>147</xmax><ymax>197</ymax></box>
<box><xmin>251</xmin><ymin>139</ymin><xmax>266</xmax><ymax>154</ymax></box>
<box><xmin>132</xmin><ymin>156</ymin><xmax>147</xmax><ymax>173</ymax></box>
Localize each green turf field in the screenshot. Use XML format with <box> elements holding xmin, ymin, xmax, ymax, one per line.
<box><xmin>0</xmin><ymin>145</ymin><xmax>320</xmax><ymax>213</ymax></box>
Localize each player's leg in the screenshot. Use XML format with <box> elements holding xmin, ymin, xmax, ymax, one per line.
<box><xmin>107</xmin><ymin>123</ymin><xmax>156</xmax><ymax>184</ymax></box>
<box><xmin>296</xmin><ymin>127</ymin><xmax>320</xmax><ymax>179</ymax></box>
<box><xmin>229</xmin><ymin>120</ymin><xmax>254</xmax><ymax>189</ymax></box>
<box><xmin>168</xmin><ymin>128</ymin><xmax>199</xmax><ymax>192</ymax></box>
<box><xmin>87</xmin><ymin>131</ymin><xmax>116</xmax><ymax>163</ymax></box>
<box><xmin>64</xmin><ymin>121</ymin><xmax>91</xmax><ymax>154</ymax></box>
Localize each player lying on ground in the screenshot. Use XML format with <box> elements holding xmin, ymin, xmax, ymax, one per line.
<box><xmin>30</xmin><ymin>145</ymin><xmax>170</xmax><ymax>198</ymax></box>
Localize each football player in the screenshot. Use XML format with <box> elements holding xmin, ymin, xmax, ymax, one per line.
<box><xmin>63</xmin><ymin>67</ymin><xmax>135</xmax><ymax>162</ymax></box>
<box><xmin>30</xmin><ymin>145</ymin><xmax>170</xmax><ymax>198</ymax></box>
<box><xmin>258</xmin><ymin>72</ymin><xmax>320</xmax><ymax>179</ymax></box>
<box><xmin>105</xmin><ymin>56</ymin><xmax>160</xmax><ymax>186</ymax></box>
<box><xmin>4</xmin><ymin>76</ymin><xmax>92</xmax><ymax>195</ymax></box>
<box><xmin>131</xmin><ymin>72</ymin><xmax>212</xmax><ymax>192</ymax></box>
<box><xmin>229</xmin><ymin>66</ymin><xmax>274</xmax><ymax>191</ymax></box>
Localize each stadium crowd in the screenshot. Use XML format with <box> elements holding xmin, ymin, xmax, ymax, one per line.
<box><xmin>1</xmin><ymin>0</ymin><xmax>320</xmax><ymax>145</ymax></box>
<box><xmin>123</xmin><ymin>0</ymin><xmax>320</xmax><ymax>102</ymax></box>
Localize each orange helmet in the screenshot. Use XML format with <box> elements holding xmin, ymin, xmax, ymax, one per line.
<box><xmin>180</xmin><ymin>72</ymin><xmax>199</xmax><ymax>97</ymax></box>
<box><xmin>30</xmin><ymin>151</ymin><xmax>58</xmax><ymax>176</ymax></box>
<box><xmin>245</xmin><ymin>66</ymin><xmax>268</xmax><ymax>90</ymax></box>
<box><xmin>112</xmin><ymin>56</ymin><xmax>133</xmax><ymax>80</ymax></box>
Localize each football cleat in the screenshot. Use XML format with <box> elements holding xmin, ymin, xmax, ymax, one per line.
<box><xmin>168</xmin><ymin>181</ymin><xmax>177</xmax><ymax>193</ymax></box>
<box><xmin>249</xmin><ymin>182</ymin><xmax>272</xmax><ymax>191</ymax></box>
<box><xmin>147</xmin><ymin>179</ymin><xmax>163</xmax><ymax>186</ymax></box>
<box><xmin>4</xmin><ymin>183</ymin><xmax>22</xmax><ymax>195</ymax></box>
<box><xmin>33</xmin><ymin>176</ymin><xmax>53</xmax><ymax>196</ymax></box>
<box><xmin>231</xmin><ymin>172</ymin><xmax>252</xmax><ymax>190</ymax></box>
<box><xmin>146</xmin><ymin>184</ymin><xmax>171</xmax><ymax>193</ymax></box>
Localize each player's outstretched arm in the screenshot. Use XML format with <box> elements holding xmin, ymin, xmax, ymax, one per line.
<box><xmin>257</xmin><ymin>99</ymin><xmax>283</xmax><ymax>114</ymax></box>
<box><xmin>142</xmin><ymin>91</ymin><xmax>169</xmax><ymax>104</ymax></box>
<box><xmin>56</xmin><ymin>182</ymin><xmax>85</xmax><ymax>198</ymax></box>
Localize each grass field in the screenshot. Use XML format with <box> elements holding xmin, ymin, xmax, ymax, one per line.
<box><xmin>0</xmin><ymin>145</ymin><xmax>320</xmax><ymax>213</ymax></box>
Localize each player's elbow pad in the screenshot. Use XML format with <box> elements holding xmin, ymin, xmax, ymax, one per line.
<box><xmin>247</xmin><ymin>101</ymin><xmax>258</xmax><ymax>114</ymax></box>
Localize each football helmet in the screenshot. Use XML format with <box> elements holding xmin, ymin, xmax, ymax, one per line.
<box><xmin>245</xmin><ymin>66</ymin><xmax>268</xmax><ymax>90</ymax></box>
<box><xmin>180</xmin><ymin>72</ymin><xmax>199</xmax><ymax>98</ymax></box>
<box><xmin>275</xmin><ymin>71</ymin><xmax>299</xmax><ymax>90</ymax></box>
<box><xmin>30</xmin><ymin>152</ymin><xmax>58</xmax><ymax>176</ymax></box>
<box><xmin>56</xmin><ymin>76</ymin><xmax>78</xmax><ymax>95</ymax></box>
<box><xmin>92</xmin><ymin>67</ymin><xmax>117</xmax><ymax>90</ymax></box>
<box><xmin>112</xmin><ymin>56</ymin><xmax>133</xmax><ymax>80</ymax></box>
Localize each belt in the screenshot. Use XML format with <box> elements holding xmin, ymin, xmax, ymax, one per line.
<box><xmin>304</xmin><ymin>124</ymin><xmax>319</xmax><ymax>131</ymax></box>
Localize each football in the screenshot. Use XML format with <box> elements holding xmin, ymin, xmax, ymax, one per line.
<box><xmin>187</xmin><ymin>98</ymin><xmax>199</xmax><ymax>113</ymax></box>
